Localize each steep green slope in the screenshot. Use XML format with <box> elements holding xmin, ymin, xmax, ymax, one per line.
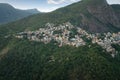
<box><xmin>0</xmin><ymin>38</ymin><xmax>120</xmax><ymax>80</ymax></box>
<box><xmin>0</xmin><ymin>3</ymin><xmax>40</xmax><ymax>24</ymax></box>
<box><xmin>111</xmin><ymin>4</ymin><xmax>120</xmax><ymax>20</ymax></box>
<box><xmin>111</xmin><ymin>4</ymin><xmax>120</xmax><ymax>12</ymax></box>
<box><xmin>0</xmin><ymin>0</ymin><xmax>120</xmax><ymax>36</ymax></box>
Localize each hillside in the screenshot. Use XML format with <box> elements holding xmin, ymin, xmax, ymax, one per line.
<box><xmin>0</xmin><ymin>0</ymin><xmax>120</xmax><ymax>36</ymax></box>
<box><xmin>0</xmin><ymin>0</ymin><xmax>120</xmax><ymax>80</ymax></box>
<box><xmin>0</xmin><ymin>37</ymin><xmax>120</xmax><ymax>80</ymax></box>
<box><xmin>0</xmin><ymin>3</ymin><xmax>40</xmax><ymax>24</ymax></box>
<box><xmin>111</xmin><ymin>4</ymin><xmax>120</xmax><ymax>12</ymax></box>
<box><xmin>111</xmin><ymin>4</ymin><xmax>120</xmax><ymax>19</ymax></box>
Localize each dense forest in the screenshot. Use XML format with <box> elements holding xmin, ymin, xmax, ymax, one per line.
<box><xmin>0</xmin><ymin>37</ymin><xmax>120</xmax><ymax>80</ymax></box>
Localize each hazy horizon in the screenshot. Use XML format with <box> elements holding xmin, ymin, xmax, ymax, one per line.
<box><xmin>0</xmin><ymin>0</ymin><xmax>120</xmax><ymax>12</ymax></box>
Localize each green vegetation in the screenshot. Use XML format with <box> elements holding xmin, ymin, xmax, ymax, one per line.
<box><xmin>0</xmin><ymin>37</ymin><xmax>120</xmax><ymax>80</ymax></box>
<box><xmin>0</xmin><ymin>0</ymin><xmax>120</xmax><ymax>37</ymax></box>
<box><xmin>111</xmin><ymin>4</ymin><xmax>120</xmax><ymax>12</ymax></box>
<box><xmin>69</xmin><ymin>28</ymin><xmax>78</xmax><ymax>39</ymax></box>
<box><xmin>111</xmin><ymin>44</ymin><xmax>120</xmax><ymax>61</ymax></box>
<box><xmin>53</xmin><ymin>30</ymin><xmax>63</xmax><ymax>34</ymax></box>
<box><xmin>0</xmin><ymin>0</ymin><xmax>120</xmax><ymax>80</ymax></box>
<box><xmin>0</xmin><ymin>3</ymin><xmax>40</xmax><ymax>24</ymax></box>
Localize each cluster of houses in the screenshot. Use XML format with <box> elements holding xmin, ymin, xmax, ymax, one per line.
<box><xmin>90</xmin><ymin>32</ymin><xmax>120</xmax><ymax>57</ymax></box>
<box><xmin>15</xmin><ymin>22</ymin><xmax>120</xmax><ymax>57</ymax></box>
<box><xmin>15</xmin><ymin>22</ymin><xmax>86</xmax><ymax>47</ymax></box>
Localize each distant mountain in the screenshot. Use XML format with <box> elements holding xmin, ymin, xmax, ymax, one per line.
<box><xmin>0</xmin><ymin>3</ymin><xmax>40</xmax><ymax>24</ymax></box>
<box><xmin>25</xmin><ymin>9</ymin><xmax>40</xmax><ymax>14</ymax></box>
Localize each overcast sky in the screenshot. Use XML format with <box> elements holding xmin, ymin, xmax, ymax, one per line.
<box><xmin>0</xmin><ymin>0</ymin><xmax>120</xmax><ymax>12</ymax></box>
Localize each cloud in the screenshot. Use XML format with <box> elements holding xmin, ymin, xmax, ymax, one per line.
<box><xmin>38</xmin><ymin>6</ymin><xmax>59</xmax><ymax>12</ymax></box>
<box><xmin>47</xmin><ymin>0</ymin><xmax>65</xmax><ymax>4</ymax></box>
<box><xmin>47</xmin><ymin>0</ymin><xmax>80</xmax><ymax>4</ymax></box>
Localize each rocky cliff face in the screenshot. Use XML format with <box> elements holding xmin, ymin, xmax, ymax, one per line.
<box><xmin>87</xmin><ymin>0</ymin><xmax>120</xmax><ymax>28</ymax></box>
<box><xmin>79</xmin><ymin>0</ymin><xmax>120</xmax><ymax>33</ymax></box>
<box><xmin>111</xmin><ymin>4</ymin><xmax>120</xmax><ymax>22</ymax></box>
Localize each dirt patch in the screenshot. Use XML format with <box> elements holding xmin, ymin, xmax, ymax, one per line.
<box><xmin>0</xmin><ymin>47</ymin><xmax>10</xmax><ymax>60</ymax></box>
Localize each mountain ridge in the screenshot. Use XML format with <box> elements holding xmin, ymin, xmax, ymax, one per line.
<box><xmin>0</xmin><ymin>3</ymin><xmax>40</xmax><ymax>24</ymax></box>
<box><xmin>0</xmin><ymin>0</ymin><xmax>120</xmax><ymax>36</ymax></box>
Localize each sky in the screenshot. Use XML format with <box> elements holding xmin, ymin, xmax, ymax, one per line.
<box><xmin>0</xmin><ymin>0</ymin><xmax>120</xmax><ymax>12</ymax></box>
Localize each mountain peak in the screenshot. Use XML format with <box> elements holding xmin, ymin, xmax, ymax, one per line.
<box><xmin>82</xmin><ymin>0</ymin><xmax>108</xmax><ymax>6</ymax></box>
<box><xmin>0</xmin><ymin>3</ymin><xmax>40</xmax><ymax>24</ymax></box>
<box><xmin>82</xmin><ymin>0</ymin><xmax>107</xmax><ymax>3</ymax></box>
<box><xmin>26</xmin><ymin>8</ymin><xmax>40</xmax><ymax>14</ymax></box>
<box><xmin>0</xmin><ymin>3</ymin><xmax>14</xmax><ymax>9</ymax></box>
